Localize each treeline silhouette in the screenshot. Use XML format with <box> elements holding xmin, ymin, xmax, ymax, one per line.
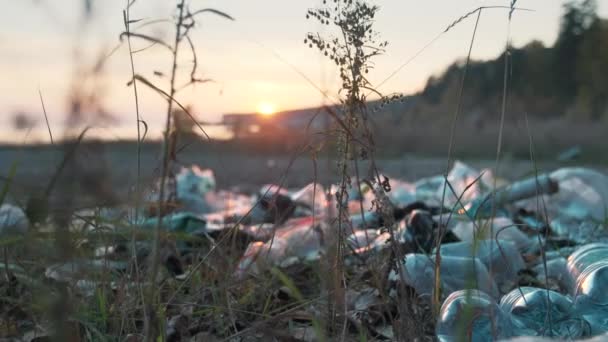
<box><xmin>414</xmin><ymin>0</ymin><xmax>607</xmax><ymax>121</ymax></box>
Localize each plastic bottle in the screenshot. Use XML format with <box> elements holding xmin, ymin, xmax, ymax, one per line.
<box><xmin>450</xmin><ymin>217</ymin><xmax>538</xmax><ymax>253</ymax></box>
<box><xmin>573</xmin><ymin>260</ymin><xmax>608</xmax><ymax>335</ymax></box>
<box><xmin>437</xmin><ymin>240</ymin><xmax>525</xmax><ymax>293</ymax></box>
<box><xmin>499</xmin><ymin>287</ymin><xmax>590</xmax><ymax>338</ymax></box>
<box><xmin>391</xmin><ymin>253</ymin><xmax>499</xmax><ymax>300</ymax></box>
<box><xmin>567</xmin><ymin>243</ymin><xmax>608</xmax><ymax>283</ymax></box>
<box><xmin>436</xmin><ymin>289</ymin><xmax>515</xmax><ymax>342</ymax></box>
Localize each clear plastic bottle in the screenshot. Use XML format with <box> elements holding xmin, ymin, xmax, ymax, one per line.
<box><xmin>436</xmin><ymin>289</ymin><xmax>515</xmax><ymax>342</ymax></box>
<box><xmin>573</xmin><ymin>260</ymin><xmax>608</xmax><ymax>335</ymax></box>
<box><xmin>450</xmin><ymin>217</ymin><xmax>538</xmax><ymax>254</ymax></box>
<box><xmin>437</xmin><ymin>240</ymin><xmax>525</xmax><ymax>293</ymax></box>
<box><xmin>391</xmin><ymin>253</ymin><xmax>499</xmax><ymax>300</ymax></box>
<box><xmin>567</xmin><ymin>243</ymin><xmax>608</xmax><ymax>282</ymax></box>
<box><xmin>499</xmin><ymin>287</ymin><xmax>590</xmax><ymax>338</ymax></box>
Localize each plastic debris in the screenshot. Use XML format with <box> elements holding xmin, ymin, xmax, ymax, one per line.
<box><xmin>236</xmin><ymin>217</ymin><xmax>326</xmax><ymax>276</ymax></box>
<box><xmin>557</xmin><ymin>146</ymin><xmax>582</xmax><ymax>162</ymax></box>
<box><xmin>390</xmin><ymin>254</ymin><xmax>499</xmax><ymax>299</ymax></box>
<box><xmin>464</xmin><ymin>174</ymin><xmax>558</xmax><ymax>220</ymax></box>
<box><xmin>550</xmin><ymin>219</ymin><xmax>606</xmax><ymax>245</ymax></box>
<box><xmin>22</xmin><ymin>160</ymin><xmax>608</xmax><ymax>341</ymax></box>
<box><xmin>436</xmin><ymin>289</ymin><xmax>515</xmax><ymax>342</ymax></box>
<box><xmin>403</xmin><ymin>209</ymin><xmax>437</xmax><ymax>252</ymax></box>
<box><xmin>499</xmin><ymin>287</ymin><xmax>590</xmax><ymax>338</ymax></box>
<box><xmin>519</xmin><ymin>168</ymin><xmax>608</xmax><ymax>225</ymax></box>
<box><xmin>0</xmin><ymin>204</ymin><xmax>28</xmax><ymax>235</ymax></box>
<box><xmin>250</xmin><ymin>190</ymin><xmax>296</xmax><ymax>224</ymax></box>
<box><xmin>290</xmin><ymin>183</ymin><xmax>327</xmax><ymax>217</ymax></box>
<box><xmin>437</xmin><ymin>240</ymin><xmax>525</xmax><ymax>293</ymax></box>
<box><xmin>449</xmin><ymin>217</ymin><xmax>538</xmax><ymax>253</ymax></box>
<box><xmin>140</xmin><ymin>212</ymin><xmax>207</xmax><ymax>233</ymax></box>
<box><xmin>175</xmin><ymin>165</ymin><xmax>217</xmax><ymax>213</ymax></box>
<box><xmin>567</xmin><ymin>243</ymin><xmax>608</xmax><ymax>282</ymax></box>
<box><xmin>346</xmin><ymin>229</ymin><xmax>379</xmax><ymax>251</ymax></box>
<box><xmin>573</xmin><ymin>260</ymin><xmax>608</xmax><ymax>334</ymax></box>
<box><xmin>387</xmin><ymin>178</ymin><xmax>416</xmax><ymax>206</ymax></box>
<box><xmin>441</xmin><ymin>161</ymin><xmax>496</xmax><ymax>208</ymax></box>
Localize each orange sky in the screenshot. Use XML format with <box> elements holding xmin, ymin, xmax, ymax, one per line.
<box><xmin>2</xmin><ymin>0</ymin><xmax>607</xmax><ymax>142</ymax></box>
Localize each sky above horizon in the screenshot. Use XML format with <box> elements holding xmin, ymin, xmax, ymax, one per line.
<box><xmin>2</xmin><ymin>0</ymin><xmax>607</xmax><ymax>143</ymax></box>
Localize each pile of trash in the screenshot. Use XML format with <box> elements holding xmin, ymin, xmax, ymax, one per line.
<box><xmin>3</xmin><ymin>161</ymin><xmax>608</xmax><ymax>340</ymax></box>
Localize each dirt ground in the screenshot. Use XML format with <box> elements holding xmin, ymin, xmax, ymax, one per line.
<box><xmin>2</xmin><ymin>141</ymin><xmax>604</xmax><ymax>205</ymax></box>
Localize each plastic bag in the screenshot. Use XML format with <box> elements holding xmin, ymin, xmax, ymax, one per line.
<box><xmin>236</xmin><ymin>217</ymin><xmax>325</xmax><ymax>276</ymax></box>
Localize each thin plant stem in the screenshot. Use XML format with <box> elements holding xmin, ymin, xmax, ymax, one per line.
<box><xmin>145</xmin><ymin>1</ymin><xmax>187</xmax><ymax>340</ymax></box>
<box><xmin>38</xmin><ymin>88</ymin><xmax>54</xmax><ymax>145</ymax></box>
<box><xmin>123</xmin><ymin>1</ymin><xmax>148</xmax><ymax>331</ymax></box>
<box><xmin>434</xmin><ymin>8</ymin><xmax>482</xmax><ymax>314</ymax></box>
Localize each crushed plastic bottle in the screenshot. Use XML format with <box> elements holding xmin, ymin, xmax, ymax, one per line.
<box><xmin>390</xmin><ymin>253</ymin><xmax>499</xmax><ymax>299</ymax></box>
<box><xmin>500</xmin><ymin>287</ymin><xmax>590</xmax><ymax>338</ymax></box>
<box><xmin>437</xmin><ymin>240</ymin><xmax>525</xmax><ymax>293</ymax></box>
<box><xmin>573</xmin><ymin>260</ymin><xmax>608</xmax><ymax>334</ymax></box>
<box><xmin>436</xmin><ymin>289</ymin><xmax>515</xmax><ymax>342</ymax></box>
<box><xmin>236</xmin><ymin>217</ymin><xmax>326</xmax><ymax>277</ymax></box>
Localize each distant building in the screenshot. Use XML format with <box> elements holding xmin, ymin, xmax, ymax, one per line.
<box><xmin>221</xmin><ymin>107</ymin><xmax>331</xmax><ymax>139</ymax></box>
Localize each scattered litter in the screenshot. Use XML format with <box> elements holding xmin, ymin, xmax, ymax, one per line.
<box><xmin>11</xmin><ymin>160</ymin><xmax>608</xmax><ymax>340</ymax></box>
<box><xmin>0</xmin><ymin>204</ymin><xmax>28</xmax><ymax>235</ymax></box>
<box><xmin>390</xmin><ymin>254</ymin><xmax>499</xmax><ymax>299</ymax></box>
<box><xmin>436</xmin><ymin>289</ymin><xmax>515</xmax><ymax>341</ymax></box>
<box><xmin>500</xmin><ymin>287</ymin><xmax>590</xmax><ymax>338</ymax></box>
<box><xmin>437</xmin><ymin>239</ymin><xmax>524</xmax><ymax>293</ymax></box>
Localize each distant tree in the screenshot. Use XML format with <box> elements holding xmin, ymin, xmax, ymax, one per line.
<box><xmin>574</xmin><ymin>18</ymin><xmax>608</xmax><ymax>119</ymax></box>
<box><xmin>554</xmin><ymin>0</ymin><xmax>598</xmax><ymax>101</ymax></box>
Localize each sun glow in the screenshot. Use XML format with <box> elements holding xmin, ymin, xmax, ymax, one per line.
<box><xmin>256</xmin><ymin>102</ymin><xmax>276</xmax><ymax>116</ymax></box>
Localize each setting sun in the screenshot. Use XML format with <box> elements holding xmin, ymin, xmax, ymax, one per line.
<box><xmin>256</xmin><ymin>102</ymin><xmax>276</xmax><ymax>116</ymax></box>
